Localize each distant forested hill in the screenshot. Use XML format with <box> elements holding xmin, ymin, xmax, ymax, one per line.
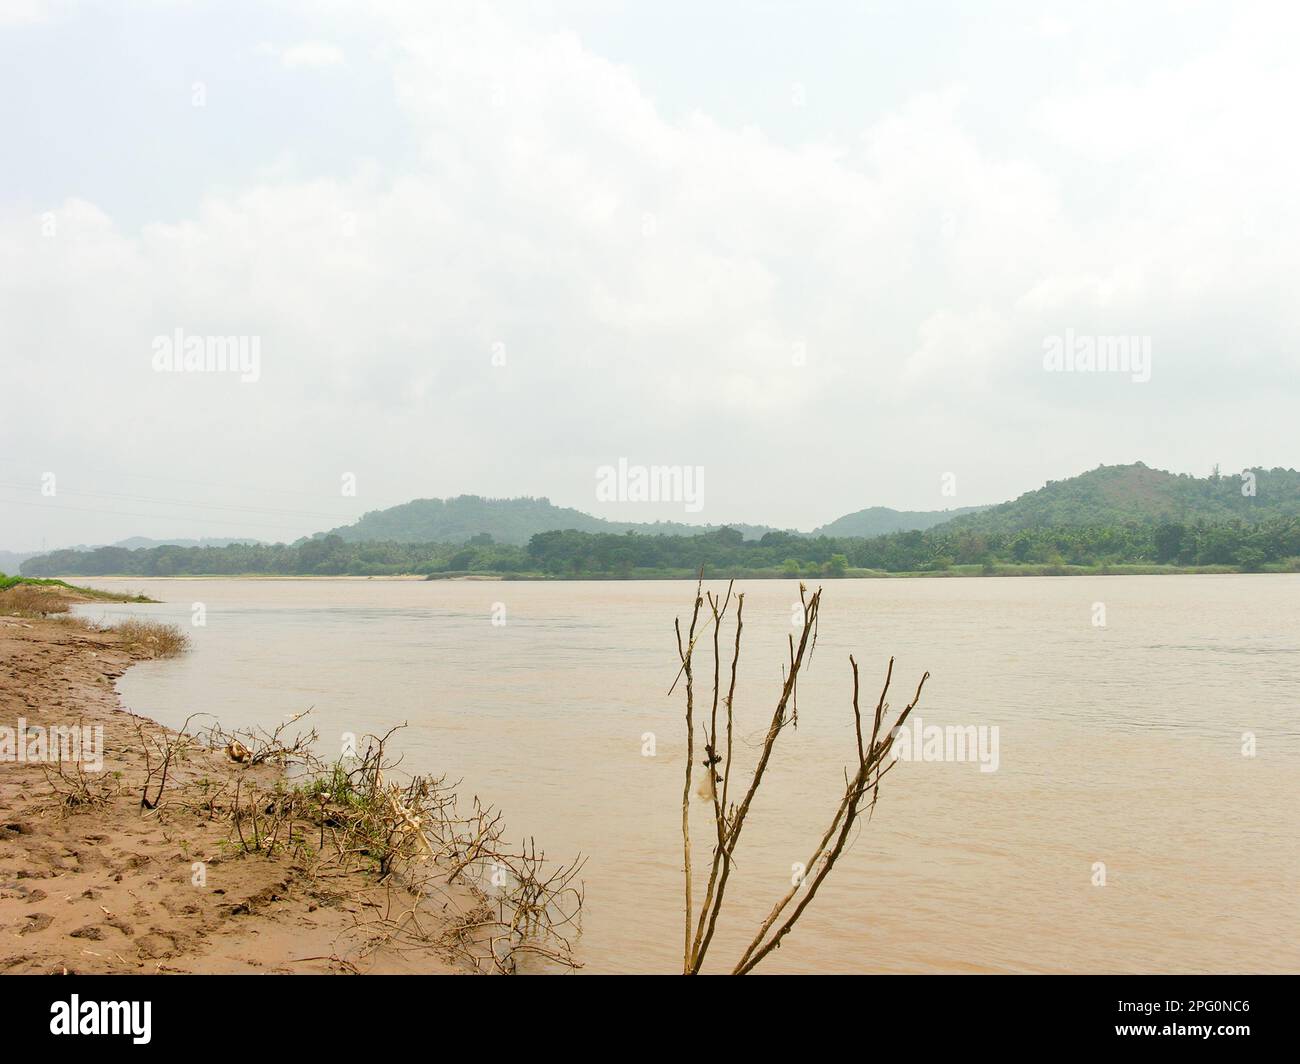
<box><xmin>813</xmin><ymin>505</ymin><xmax>988</xmax><ymax>538</ymax></box>
<box><xmin>19</xmin><ymin>465</ymin><xmax>1300</xmax><ymax>577</ymax></box>
<box><xmin>0</xmin><ymin>538</ymin><xmax>259</xmax><ymax>575</ymax></box>
<box><xmin>942</xmin><ymin>463</ymin><xmax>1300</xmax><ymax>532</ymax></box>
<box><xmin>0</xmin><ymin>550</ymin><xmax>38</xmax><ymax>573</ymax></box>
<box><xmin>318</xmin><ymin>495</ymin><xmax>782</xmax><ymax>545</ymax></box>
<box><xmin>321</xmin><ymin>494</ymin><xmax>995</xmax><ymax>546</ymax></box>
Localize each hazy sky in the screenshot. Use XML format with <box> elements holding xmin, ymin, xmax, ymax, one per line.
<box><xmin>2</xmin><ymin>1</ymin><xmax>1298</xmax><ymax>550</ymax></box>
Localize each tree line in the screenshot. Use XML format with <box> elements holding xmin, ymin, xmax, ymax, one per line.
<box><xmin>20</xmin><ymin>516</ymin><xmax>1300</xmax><ymax>578</ymax></box>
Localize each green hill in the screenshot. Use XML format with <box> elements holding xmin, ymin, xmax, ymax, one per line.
<box><xmin>318</xmin><ymin>495</ymin><xmax>783</xmax><ymax>546</ymax></box>
<box><xmin>813</xmin><ymin>505</ymin><xmax>988</xmax><ymax>538</ymax></box>
<box><xmin>318</xmin><ymin>493</ymin><xmax>996</xmax><ymax>546</ymax></box>
<box><xmin>20</xmin><ymin>463</ymin><xmax>1300</xmax><ymax>578</ymax></box>
<box><xmin>940</xmin><ymin>463</ymin><xmax>1300</xmax><ymax>532</ymax></box>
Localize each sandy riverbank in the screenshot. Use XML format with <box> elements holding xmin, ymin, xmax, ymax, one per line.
<box><xmin>0</xmin><ymin>598</ymin><xmax>474</xmax><ymax>974</ymax></box>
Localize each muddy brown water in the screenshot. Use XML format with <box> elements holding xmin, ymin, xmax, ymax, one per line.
<box><xmin>74</xmin><ymin>575</ymin><xmax>1300</xmax><ymax>973</ymax></box>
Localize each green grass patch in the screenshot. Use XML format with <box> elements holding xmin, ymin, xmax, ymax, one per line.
<box><xmin>0</xmin><ymin>573</ymin><xmax>153</xmax><ymax>601</ymax></box>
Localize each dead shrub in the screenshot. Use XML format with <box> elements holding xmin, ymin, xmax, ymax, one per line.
<box><xmin>114</xmin><ymin>618</ymin><xmax>190</xmax><ymax>658</ymax></box>
<box><xmin>0</xmin><ymin>585</ymin><xmax>71</xmax><ymax>617</ymax></box>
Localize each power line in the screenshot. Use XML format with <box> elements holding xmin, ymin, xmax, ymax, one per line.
<box><xmin>76</xmin><ymin>466</ymin><xmax>361</xmax><ymax>501</ymax></box>
<box><xmin>0</xmin><ymin>481</ymin><xmax>355</xmax><ymax>520</ymax></box>
<box><xmin>0</xmin><ymin>466</ymin><xmax>358</xmax><ymax>502</ymax></box>
<box><xmin>0</xmin><ymin>494</ymin><xmax>316</xmax><ymax>534</ymax></box>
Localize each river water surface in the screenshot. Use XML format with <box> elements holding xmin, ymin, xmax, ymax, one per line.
<box><xmin>75</xmin><ymin>575</ymin><xmax>1300</xmax><ymax>974</ymax></box>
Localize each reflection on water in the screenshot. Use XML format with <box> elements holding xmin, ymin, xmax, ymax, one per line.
<box><xmin>76</xmin><ymin>575</ymin><xmax>1300</xmax><ymax>973</ymax></box>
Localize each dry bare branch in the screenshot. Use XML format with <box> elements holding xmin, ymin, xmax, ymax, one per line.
<box><xmin>675</xmin><ymin>581</ymin><xmax>928</xmax><ymax>974</ymax></box>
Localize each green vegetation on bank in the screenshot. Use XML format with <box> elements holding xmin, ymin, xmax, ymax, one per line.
<box><xmin>19</xmin><ymin>515</ymin><xmax>1300</xmax><ymax>580</ymax></box>
<box><xmin>0</xmin><ymin>573</ymin><xmax>154</xmax><ymax>600</ymax></box>
<box><xmin>15</xmin><ymin>463</ymin><xmax>1300</xmax><ymax>580</ymax></box>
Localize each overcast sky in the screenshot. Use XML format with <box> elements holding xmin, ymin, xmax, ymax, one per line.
<box><xmin>2</xmin><ymin>0</ymin><xmax>1298</xmax><ymax>550</ymax></box>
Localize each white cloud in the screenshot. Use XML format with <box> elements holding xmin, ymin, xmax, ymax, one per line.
<box><xmin>277</xmin><ymin>40</ymin><xmax>346</xmax><ymax>69</ymax></box>
<box><xmin>0</xmin><ymin>0</ymin><xmax>62</xmax><ymax>26</ymax></box>
<box><xmin>3</xmin><ymin>2</ymin><xmax>1299</xmax><ymax>545</ymax></box>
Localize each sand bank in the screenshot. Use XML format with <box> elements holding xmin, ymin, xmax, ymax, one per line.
<box><xmin>0</xmin><ymin>607</ymin><xmax>472</xmax><ymax>974</ymax></box>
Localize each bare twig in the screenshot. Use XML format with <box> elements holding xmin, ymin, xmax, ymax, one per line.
<box><xmin>675</xmin><ymin>581</ymin><xmax>929</xmax><ymax>974</ymax></box>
